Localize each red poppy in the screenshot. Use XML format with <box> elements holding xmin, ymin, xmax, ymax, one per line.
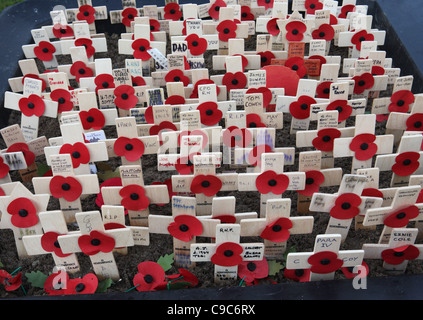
<box><xmin>330</xmin><ymin>14</ymin><xmax>338</xmax><ymax>25</ymax></box>
<box><xmin>289</xmin><ymin>95</ymin><xmax>316</xmax><ymax>119</ymax></box>
<box><xmin>388</xmin><ymin>90</ymin><xmax>415</xmax><ymax>113</ymax></box>
<box><xmin>168</xmin><ymin>215</ymin><xmax>203</xmax><ymax>241</ymax></box>
<box><xmin>79</xmin><ymin>108</ymin><xmax>105</xmax><ymax>130</ymax></box>
<box><xmin>316</xmin><ymin>81</ymin><xmax>333</xmax><ymax>98</ymax></box>
<box><xmin>257</xmin><ymin>0</ymin><xmax>274</xmax><ymax>10</ymax></box>
<box><xmin>308</xmin><ymin>55</ymin><xmax>326</xmax><ymax>76</ymax></box>
<box><xmin>131</xmin><ymin>76</ymin><xmax>146</xmax><ymax>87</ymax></box>
<box><xmin>341</xmin><ymin>261</ymin><xmax>369</xmax><ymax>279</ymax></box>
<box><xmin>166</xmin><ymin>268</ymin><xmax>199</xmax><ymax>288</ymax></box>
<box><xmin>0</xmin><ymin>157</ymin><xmax>9</xmax><ymax>179</ymax></box>
<box><xmin>381</xmin><ymin>245</ymin><xmax>420</xmax><ymax>265</ymax></box>
<box><xmin>238</xmin><ymin>258</ymin><xmax>269</xmax><ymax>283</ymax></box>
<box><xmin>329</xmin><ymin>193</ymin><xmax>362</xmax><ymax>220</ymax></box>
<box><xmin>190</xmin><ymin>79</ymin><xmax>220</xmax><ymax>99</ymax></box>
<box><xmin>372</xmin><ymin>66</ymin><xmax>385</xmax><ymax>76</ymax></box>
<box><xmin>307</xmin><ymin>251</ymin><xmax>343</xmax><ymax>273</ymax></box>
<box><xmin>257</xmin><ymin>51</ymin><xmax>275</xmax><ymax>67</ymax></box>
<box><xmin>165</xmin><ymin>69</ymin><xmax>190</xmax><ymax>86</ymax></box>
<box><xmin>248</xmin><ymin>144</ymin><xmax>273</xmax><ymax>166</ymax></box>
<box><xmin>74</xmin><ymin>38</ymin><xmax>95</xmax><ymax>58</ymax></box>
<box><xmin>165</xmin><ymin>95</ymin><xmax>185</xmax><ymax>105</ymax></box>
<box><xmin>49</xmin><ymin>175</ymin><xmax>83</xmax><ymax>202</ymax></box>
<box><xmin>70</xmin><ymin>61</ymin><xmax>93</xmax><ymax>82</ymax></box>
<box><xmin>256</xmin><ymin>170</ymin><xmax>290</xmax><ymax>195</ymax></box>
<box><xmin>52</xmin><ymin>23</ymin><xmax>74</xmax><ymax>38</ymax></box>
<box><xmin>22</xmin><ymin>74</ymin><xmax>47</xmax><ymax>92</ymax></box>
<box><xmin>245</xmin><ymin>113</ymin><xmax>266</xmax><ymax>128</ymax></box>
<box><xmin>260</xmin><ymin>217</ymin><xmax>293</xmax><ymax>242</ymax></box>
<box><xmin>50</xmin><ymin>89</ymin><xmax>74</xmax><ymax>114</ymax></box>
<box><xmin>34</xmin><ymin>41</ymin><xmax>56</xmax><ymax>61</ymax></box>
<box><xmin>18</xmin><ymin>94</ymin><xmax>45</xmax><ymax>117</ymax></box>
<box><xmin>297</xmin><ymin>170</ymin><xmax>325</xmax><ymax>196</ymax></box>
<box><xmin>77</xmin><ymin>5</ymin><xmax>96</xmax><ymax>24</ymax></box>
<box><xmin>60</xmin><ymin>142</ymin><xmax>90</xmax><ymax>168</ymax></box>
<box><xmin>185</xmin><ymin>33</ymin><xmax>208</xmax><ymax>56</ymax></box>
<box><xmin>164</xmin><ymin>2</ymin><xmax>182</xmax><ymax>21</ymax></box>
<box><xmin>284</xmin><ymin>268</ymin><xmax>311</xmax><ymax>282</ymax></box>
<box><xmin>208</xmin><ymin>0</ymin><xmax>227</xmax><ymax>20</ymax></box>
<box><xmin>190</xmin><ymin>174</ymin><xmax>222</xmax><ymax>197</ymax></box>
<box><xmin>44</xmin><ymin>271</ymin><xmax>71</xmax><ymax>295</ymax></box>
<box><xmin>285</xmin><ymin>57</ymin><xmax>307</xmax><ymax>78</ymax></box>
<box><xmin>383</xmin><ymin>205</ymin><xmax>419</xmax><ymax>228</ymax></box>
<box><xmin>312</xmin><ymin>128</ymin><xmax>341</xmax><ymax>152</ymax></box>
<box><xmin>361</xmin><ymin>188</ymin><xmax>384</xmax><ymax>199</ymax></box>
<box><xmin>305</xmin><ymin>0</ymin><xmax>323</xmax><ymax>14</ymax></box>
<box><xmin>114</xmin><ymin>137</ymin><xmax>145</xmax><ymax>162</ymax></box>
<box><xmin>349</xmin><ymin>133</ymin><xmax>378</xmax><ymax>161</ymax></box>
<box><xmin>7</xmin><ymin>197</ymin><xmax>38</xmax><ymax>228</ymax></box>
<box><xmin>406</xmin><ymin>113</ymin><xmax>423</xmax><ymax>131</ymax></box>
<box><xmin>222</xmin><ymin>126</ymin><xmax>252</xmax><ymax>148</ymax></box>
<box><xmin>149</xmin><ymin>19</ymin><xmax>160</xmax><ymax>32</ymax></box>
<box><xmin>240</xmin><ymin>6</ymin><xmax>254</xmax><ymax>21</ymax></box>
<box><xmin>78</xmin><ymin>230</ymin><xmax>115</xmax><ymax>256</ymax></box>
<box><xmin>41</xmin><ymin>231</ymin><xmax>72</xmax><ymax>258</ymax></box>
<box><xmin>121</xmin><ymin>7</ymin><xmax>138</xmax><ymax>27</ymax></box>
<box><xmin>216</xmin><ymin>20</ymin><xmax>237</xmax><ymax>42</ymax></box>
<box><xmin>326</xmin><ymin>100</ymin><xmax>352</xmax><ymax>122</ymax></box>
<box><xmin>120</xmin><ymin>184</ymin><xmax>150</xmax><ymax>211</ymax></box>
<box><xmin>132</xmin><ymin>38</ymin><xmax>152</xmax><ymax>61</ymax></box>
<box><xmin>149</xmin><ymin>121</ymin><xmax>177</xmax><ymax>136</ymax></box>
<box><xmin>133</xmin><ymin>261</ymin><xmax>166</xmax><ymax>291</ymax></box>
<box><xmin>7</xmin><ymin>142</ymin><xmax>35</xmax><ymax>166</ymax></box>
<box><xmin>222</xmin><ymin>72</ymin><xmax>247</xmax><ymax>91</ymax></box>
<box><xmin>392</xmin><ymin>152</ymin><xmax>420</xmax><ymax>176</ymax></box>
<box><xmin>266</xmin><ymin>18</ymin><xmax>280</xmax><ymax>36</ymax></box>
<box><xmin>213</xmin><ymin>215</ymin><xmax>236</xmax><ymax>224</ymax></box>
<box><xmin>175</xmin><ymin>153</ymin><xmax>197</xmax><ymax>175</ymax></box>
<box><xmin>246</xmin><ymin>87</ymin><xmax>273</xmax><ymax>109</ymax></box>
<box><xmin>312</xmin><ymin>23</ymin><xmax>334</xmax><ymax>41</ymax></box>
<box><xmin>114</xmin><ymin>85</ymin><xmax>138</xmax><ymax>110</ymax></box>
<box><xmin>94</xmin><ymin>74</ymin><xmax>114</xmax><ymax>94</ymax></box>
<box><xmin>338</xmin><ymin>4</ymin><xmax>355</xmax><ymax>18</ymax></box>
<box><xmin>67</xmin><ymin>273</ymin><xmax>98</xmax><ymax>295</ymax></box>
<box><xmin>0</xmin><ymin>270</ymin><xmax>22</xmax><ymax>292</ymax></box>
<box><xmin>285</xmin><ymin>21</ymin><xmax>307</xmax><ymax>42</ymax></box>
<box><xmin>351</xmin><ymin>30</ymin><xmax>374</xmax><ymax>51</ymax></box>
<box><xmin>211</xmin><ymin>242</ymin><xmax>244</xmax><ymax>267</ymax></box>
<box><xmin>197</xmin><ymin>101</ymin><xmax>222</xmax><ymax>126</ymax></box>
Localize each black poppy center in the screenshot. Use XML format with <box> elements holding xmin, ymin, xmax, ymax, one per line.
<box><xmin>75</xmin><ymin>283</ymin><xmax>86</xmax><ymax>292</ymax></box>
<box><xmin>150</xmin><ymin>25</ymin><xmax>155</xmax><ymax>31</ymax></box>
<box><xmin>360</xmin><ymin>143</ymin><xmax>369</xmax><ymax>150</ymax></box>
<box><xmin>61</xmin><ymin>183</ymin><xmax>71</xmax><ymax>191</ymax></box>
<box><xmin>242</xmin><ymin>12</ymin><xmax>248</xmax><ymax>18</ymax></box>
<box><xmin>27</xmin><ymin>102</ymin><xmax>35</xmax><ymax>109</ymax></box>
<box><xmin>231</xmin><ymin>79</ymin><xmax>239</xmax><ymax>85</ymax></box>
<box><xmin>306</xmin><ymin>177</ymin><xmax>314</xmax><ymax>185</ymax></box>
<box><xmin>144</xmin><ymin>274</ymin><xmax>153</xmax><ymax>283</ymax></box>
<box><xmin>249</xmin><ymin>122</ymin><xmax>257</xmax><ymax>128</ymax></box>
<box><xmin>292</xmin><ymin>29</ymin><xmax>299</xmax><ymax>35</ymax></box>
<box><xmin>394</xmin><ymin>251</ymin><xmax>405</xmax><ymax>257</ymax></box>
<box><xmin>320</xmin><ymin>259</ymin><xmax>331</xmax><ymax>265</ymax></box>
<box><xmin>72</xmin><ymin>151</ymin><xmax>80</xmax><ymax>159</ymax></box>
<box><xmin>60</xmin><ymin>28</ymin><xmax>66</xmax><ymax>34</ymax></box>
<box><xmin>268</xmin><ymin>179</ymin><xmax>277</xmax><ymax>187</ymax></box>
<box><xmin>396</xmin><ymin>212</ymin><xmax>406</xmax><ymax>219</ymax></box>
<box><xmin>54</xmin><ymin>240</ymin><xmax>61</xmax><ymax>248</ymax></box>
<box><xmin>42</xmin><ymin>48</ymin><xmax>49</xmax><ymax>53</ymax></box>
<box><xmin>192</xmin><ymin>40</ymin><xmax>198</xmax><ymax>47</ymax></box>
<box><xmin>86</xmin><ymin>116</ymin><xmax>94</xmax><ymax>123</ymax></box>
<box><xmin>358</xmin><ymin>80</ymin><xmax>366</xmax><ymax>87</ymax></box>
<box><xmin>58</xmin><ymin>97</ymin><xmax>66</xmax><ymax>104</ymax></box>
<box><xmin>78</xmin><ymin>68</ymin><xmax>86</xmax><ymax>75</ymax></box>
<box><xmin>206</xmin><ymin>109</ymin><xmax>213</xmax><ymax>116</ymax></box>
<box><xmin>300</xmin><ymin>103</ymin><xmax>308</xmax><ymax>110</ymax></box>
<box><xmin>265</xmin><ymin>0</ymin><xmax>271</xmax><ymax>3</ymax></box>
<box><xmin>292</xmin><ymin>64</ymin><xmax>299</xmax><ymax>71</ymax></box>
<box><xmin>139</xmin><ymin>46</ymin><xmax>146</xmax><ymax>52</ymax></box>
<box><xmin>91</xmin><ymin>239</ymin><xmax>101</xmax><ymax>246</ymax></box>
<box><xmin>223</xmin><ymin>28</ymin><xmax>230</xmax><ymax>34</ymax></box>
<box><xmin>319</xmin><ymin>31</ymin><xmax>325</xmax><ymax>38</ymax></box>
<box><xmin>341</xmin><ymin>202</ymin><xmax>351</xmax><ymax>210</ymax></box>
<box><xmin>403</xmin><ymin>159</ymin><xmax>412</xmax><ymax>166</ymax></box>
<box><xmin>102</xmin><ymin>81</ymin><xmax>109</xmax><ymax>88</ymax></box>
<box><xmin>130</xmin><ymin>193</ymin><xmax>139</xmax><ymax>200</ymax></box>
<box><xmin>414</xmin><ymin>121</ymin><xmax>422</xmax><ymax>128</ymax></box>
<box><xmin>125</xmin><ymin>143</ymin><xmax>134</xmax><ymax>151</ymax></box>
<box><xmin>272</xmin><ymin>224</ymin><xmax>282</xmax><ymax>232</ymax></box>
<box><xmin>261</xmin><ymin>56</ymin><xmax>267</xmax><ymax>63</ymax></box>
<box><xmin>323</xmin><ymin>88</ymin><xmax>330</xmax><ymax>94</ymax></box>
<box><xmin>18</xmin><ymin>209</ymin><xmax>28</xmax><ymax>217</ymax></box>
<box><xmin>201</xmin><ymin>180</ymin><xmax>211</xmax><ymax>188</ymax></box>
<box><xmin>174</xmin><ymin>76</ymin><xmax>181</xmax><ymax>82</ymax></box>
<box><xmin>214</xmin><ymin>5</ymin><xmax>220</xmax><ymax>11</ymax></box>
<box><xmin>359</xmin><ymin>36</ymin><xmax>366</xmax><ymax>42</ymax></box>
<box><xmin>322</xmin><ymin>135</ymin><xmax>331</xmax><ymax>142</ymax></box>
<box><xmin>179</xmin><ymin>224</ymin><xmax>189</xmax><ymax>232</ymax></box>
<box><xmin>247</xmin><ymin>262</ymin><xmax>256</xmax><ymax>271</ymax></box>
<box><xmin>83</xmin><ymin>11</ymin><xmax>90</xmax><ymax>17</ymax></box>
<box><xmin>295</xmin><ymin>269</ymin><xmax>304</xmax><ymax>277</ymax></box>
<box><xmin>128</xmin><ymin>14</ymin><xmax>134</xmax><ymax>19</ymax></box>
<box><xmin>121</xmin><ymin>93</ymin><xmax>129</xmax><ymax>100</ymax></box>
<box><xmin>224</xmin><ymin>250</ymin><xmax>233</xmax><ymax>257</ymax></box>
<box><xmin>310</xmin><ymin>3</ymin><xmax>316</xmax><ymax>9</ymax></box>
<box><xmin>336</xmin><ymin>106</ymin><xmax>343</xmax><ymax>113</ymax></box>
<box><xmin>186</xmin><ymin>160</ymin><xmax>193</xmax><ymax>167</ymax></box>
<box><xmin>170</xmin><ymin>9</ymin><xmax>176</xmax><ymax>14</ymax></box>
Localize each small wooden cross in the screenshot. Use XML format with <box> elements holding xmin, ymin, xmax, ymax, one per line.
<box><xmin>8</xmin><ymin>58</ymin><xmax>50</xmax><ymax>93</ymax></box>
<box><xmin>190</xmin><ymin>223</ymin><xmax>264</xmax><ymax>283</ymax></box>
<box><xmin>64</xmin><ymin>0</ymin><xmax>108</xmax><ymax>34</ymax></box>
<box><xmin>386</xmin><ymin>98</ymin><xmax>423</xmax><ymax>142</ymax></box>
<box><xmin>57</xmin><ymin>45</ymin><xmax>95</xmax><ymax>84</ymax></box>
<box><xmin>286</xmin><ymin>234</ymin><xmax>365</xmax><ymax>281</ymax></box>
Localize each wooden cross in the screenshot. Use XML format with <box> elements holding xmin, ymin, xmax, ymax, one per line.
<box><xmin>57</xmin><ymin>45</ymin><xmax>95</xmax><ymax>84</ymax></box>
<box><xmin>286</xmin><ymin>234</ymin><xmax>365</xmax><ymax>281</ymax></box>
<box><xmin>64</xmin><ymin>0</ymin><xmax>108</xmax><ymax>35</ymax></box>
<box><xmin>22</xmin><ymin>210</ymin><xmax>80</xmax><ymax>273</ymax></box>
<box><xmin>309</xmin><ymin>174</ymin><xmax>383</xmax><ymax>241</ymax></box>
<box><xmin>0</xmin><ymin>182</ymin><xmax>50</xmax><ymax>258</ymax></box>
<box><xmin>190</xmin><ymin>223</ymin><xmax>264</xmax><ymax>283</ymax></box>
<box><xmin>149</xmin><ymin>195</ymin><xmax>219</xmax><ymax>268</ymax></box>
<box><xmin>350</xmin><ymin>58</ymin><xmax>388</xmax><ymax>99</ymax></box>
<box><xmin>8</xmin><ymin>59</ymin><xmax>50</xmax><ymax>93</ymax></box>
<box><xmin>57</xmin><ymin>210</ymin><xmax>134</xmax><ymax>281</ymax></box>
<box><xmin>0</xmin><ymin>151</ymin><xmax>27</xmax><ymax>185</ymax></box>
<box><xmin>240</xmin><ymin>198</ymin><xmax>314</xmax><ymax>260</ymax></box>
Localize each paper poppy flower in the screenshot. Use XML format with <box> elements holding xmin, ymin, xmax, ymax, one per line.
<box><xmin>289</xmin><ymin>95</ymin><xmax>316</xmax><ymax>119</ymax></box>
<box><xmin>351</xmin><ymin>30</ymin><xmax>374</xmax><ymax>51</ymax></box>
<box><xmin>381</xmin><ymin>245</ymin><xmax>420</xmax><ymax>265</ymax></box>
<box><xmin>185</xmin><ymin>33</ymin><xmax>208</xmax><ymax>56</ymax></box>
<box><xmin>260</xmin><ymin>217</ymin><xmax>293</xmax><ymax>242</ymax></box>
<box><xmin>60</xmin><ymin>142</ymin><xmax>90</xmax><ymax>168</ymax></box>
<box><xmin>95</xmin><ymin>177</ymin><xmax>123</xmax><ymax>206</ymax></box>
<box><xmin>406</xmin><ymin>113</ymin><xmax>423</xmax><ymax>131</ymax></box>
<box><xmin>372</xmin><ymin>65</ymin><xmax>385</xmax><ymax>76</ymax></box>
<box><xmin>114</xmin><ymin>137</ymin><xmax>145</xmax><ymax>162</ymax></box>
<box><xmin>149</xmin><ymin>121</ymin><xmax>177</xmax><ymax>136</ymax></box>
<box><xmin>52</xmin><ymin>23</ymin><xmax>74</xmax><ymax>38</ymax></box>
<box><xmin>0</xmin><ymin>270</ymin><xmax>22</xmax><ymax>292</ymax></box>
<box><xmin>312</xmin><ymin>128</ymin><xmax>341</xmax><ymax>152</ymax></box>
<box><xmin>0</xmin><ymin>157</ymin><xmax>9</xmax><ymax>179</ymax></box>
<box><xmin>388</xmin><ymin>90</ymin><xmax>415</xmax><ymax>113</ymax></box>
<box><xmin>316</xmin><ymin>81</ymin><xmax>333</xmax><ymax>98</ymax></box>
<box><xmin>190</xmin><ymin>79</ymin><xmax>220</xmax><ymax>98</ymax></box>
<box><xmin>34</xmin><ymin>41</ymin><xmax>56</xmax><ymax>61</ymax></box>
<box><xmin>240</xmin><ymin>6</ymin><xmax>254</xmax><ymax>21</ymax></box>
<box><xmin>94</xmin><ymin>74</ymin><xmax>115</xmax><ymax>94</ymax></box>
<box><xmin>222</xmin><ymin>72</ymin><xmax>247</xmax><ymax>91</ymax></box>
<box><xmin>216</xmin><ymin>20</ymin><xmax>237</xmax><ymax>42</ymax></box>
<box><xmin>285</xmin><ymin>21</ymin><xmax>307</xmax><ymax>42</ymax></box>
<box><xmin>22</xmin><ymin>74</ymin><xmax>47</xmax><ymax>92</ymax></box>
<box><xmin>70</xmin><ymin>61</ymin><xmax>93</xmax><ymax>82</ymax></box>
<box><xmin>308</xmin><ymin>55</ymin><xmax>326</xmax><ymax>76</ymax></box>
<box><xmin>41</xmin><ymin>231</ymin><xmax>72</xmax><ymax>258</ymax></box>
<box><xmin>175</xmin><ymin>154</ymin><xmax>197</xmax><ymax>175</ymax></box>
<box><xmin>257</xmin><ymin>51</ymin><xmax>275</xmax><ymax>67</ymax></box>
<box><xmin>165</xmin><ymin>69</ymin><xmax>190</xmax><ymax>86</ymax></box>
<box><xmin>132</xmin><ymin>38</ymin><xmax>152</xmax><ymax>61</ymax></box>
<box><xmin>7</xmin><ymin>142</ymin><xmax>35</xmax><ymax>166</ymax></box>
<box><xmin>74</xmin><ymin>38</ymin><xmax>95</xmax><ymax>58</ymax></box>
<box><xmin>149</xmin><ymin>19</ymin><xmax>160</xmax><ymax>32</ymax></box>
<box><xmin>256</xmin><ymin>170</ymin><xmax>290</xmax><ymax>195</ymax></box>
<box><xmin>246</xmin><ymin>87</ymin><xmax>273</xmax><ymax>109</ymax></box>
<box><xmin>297</xmin><ymin>170</ymin><xmax>325</xmax><ymax>196</ymax></box>
<box><xmin>114</xmin><ymin>85</ymin><xmax>138</xmax><ymax>110</ymax></box>
<box><xmin>67</xmin><ymin>273</ymin><xmax>98</xmax><ymax>295</ymax></box>
<box><xmin>285</xmin><ymin>57</ymin><xmax>307</xmax><ymax>78</ymax></box>
<box><xmin>245</xmin><ymin>113</ymin><xmax>266</xmax><ymax>128</ymax></box>
<box><xmin>266</xmin><ymin>18</ymin><xmax>280</xmax><ymax>36</ymax></box>
<box><xmin>120</xmin><ymin>184</ymin><xmax>150</xmax><ymax>211</ymax></box>
<box><xmin>49</xmin><ymin>175</ymin><xmax>83</xmax><ymax>202</ymax></box>
<box><xmin>197</xmin><ymin>101</ymin><xmax>222</xmax><ymax>126</ymax></box>
<box><xmin>329</xmin><ymin>193</ymin><xmax>362</xmax><ymax>220</ymax></box>
<box><xmin>121</xmin><ymin>7</ymin><xmax>138</xmax><ymax>27</ymax></box>
<box><xmin>305</xmin><ymin>0</ymin><xmax>323</xmax><ymax>14</ymax></box>
<box><xmin>78</xmin><ymin>230</ymin><xmax>115</xmax><ymax>256</ymax></box>
<box><xmin>361</xmin><ymin>188</ymin><xmax>384</xmax><ymax>199</ymax></box>
<box><xmin>257</xmin><ymin>0</ymin><xmax>274</xmax><ymax>10</ymax></box>
<box><xmin>211</xmin><ymin>242</ymin><xmax>243</xmax><ymax>267</ymax></box>
<box><xmin>284</xmin><ymin>268</ymin><xmax>311</xmax><ymax>282</ymax></box>
<box><xmin>208</xmin><ymin>0</ymin><xmax>227</xmax><ymax>20</ymax></box>
<box><xmin>167</xmin><ymin>268</ymin><xmax>199</xmax><ymax>288</ymax></box>
<box><xmin>222</xmin><ymin>126</ymin><xmax>252</xmax><ymax>148</ymax></box>
<box><xmin>248</xmin><ymin>144</ymin><xmax>273</xmax><ymax>167</ymax></box>
<box><xmin>164</xmin><ymin>2</ymin><xmax>182</xmax><ymax>21</ymax></box>
<box><xmin>312</xmin><ymin>23</ymin><xmax>335</xmax><ymax>41</ymax></box>
<box><xmin>338</xmin><ymin>4</ymin><xmax>355</xmax><ymax>18</ymax></box>
<box><xmin>133</xmin><ymin>261</ymin><xmax>166</xmax><ymax>291</ymax></box>
<box><xmin>167</xmin><ymin>215</ymin><xmax>203</xmax><ymax>242</ymax></box>
<box><xmin>50</xmin><ymin>88</ymin><xmax>74</xmax><ymax>114</ymax></box>
<box><xmin>326</xmin><ymin>100</ymin><xmax>352</xmax><ymax>122</ymax></box>
<box><xmin>308</xmin><ymin>251</ymin><xmax>343</xmax><ymax>273</ymax></box>
<box><xmin>341</xmin><ymin>261</ymin><xmax>369</xmax><ymax>279</ymax></box>
<box><xmin>131</xmin><ymin>76</ymin><xmax>146</xmax><ymax>87</ymax></box>
<box><xmin>213</xmin><ymin>215</ymin><xmax>236</xmax><ymax>224</ymax></box>
<box><xmin>190</xmin><ymin>174</ymin><xmax>222</xmax><ymax>197</ymax></box>
<box><xmin>7</xmin><ymin>197</ymin><xmax>38</xmax><ymax>228</ymax></box>
<box><xmin>79</xmin><ymin>108</ymin><xmax>105</xmax><ymax>130</ymax></box>
<box><xmin>392</xmin><ymin>152</ymin><xmax>420</xmax><ymax>176</ymax></box>
<box><xmin>165</xmin><ymin>95</ymin><xmax>185</xmax><ymax>105</ymax></box>
<box><xmin>349</xmin><ymin>133</ymin><xmax>378</xmax><ymax>161</ymax></box>
<box><xmin>18</xmin><ymin>94</ymin><xmax>45</xmax><ymax>117</ymax></box>
<box><xmin>44</xmin><ymin>271</ymin><xmax>71</xmax><ymax>295</ymax></box>
<box><xmin>238</xmin><ymin>258</ymin><xmax>269</xmax><ymax>283</ymax></box>
<box><xmin>383</xmin><ymin>205</ymin><xmax>419</xmax><ymax>228</ymax></box>
<box><xmin>77</xmin><ymin>5</ymin><xmax>96</xmax><ymax>24</ymax></box>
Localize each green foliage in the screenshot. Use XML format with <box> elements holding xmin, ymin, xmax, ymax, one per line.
<box><xmin>96</xmin><ymin>278</ymin><xmax>113</xmax><ymax>293</ymax></box>
<box><xmin>157</xmin><ymin>253</ymin><xmax>174</xmax><ymax>272</ymax></box>
<box><xmin>36</xmin><ymin>162</ymin><xmax>51</xmax><ymax>177</ymax></box>
<box><xmin>267</xmin><ymin>260</ymin><xmax>284</xmax><ymax>276</ymax></box>
<box><xmin>25</xmin><ymin>271</ymin><xmax>49</xmax><ymax>288</ymax></box>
